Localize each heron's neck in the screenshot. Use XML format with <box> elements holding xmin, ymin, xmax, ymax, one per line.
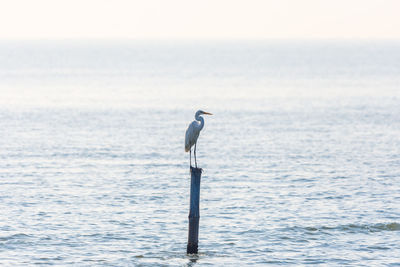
<box><xmin>195</xmin><ymin>114</ymin><xmax>204</xmax><ymax>131</ymax></box>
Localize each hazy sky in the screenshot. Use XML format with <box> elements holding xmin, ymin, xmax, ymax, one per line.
<box><xmin>1</xmin><ymin>0</ymin><xmax>399</xmax><ymax>39</ymax></box>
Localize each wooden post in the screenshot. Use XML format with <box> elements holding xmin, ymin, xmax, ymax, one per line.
<box><xmin>187</xmin><ymin>166</ymin><xmax>202</xmax><ymax>254</ymax></box>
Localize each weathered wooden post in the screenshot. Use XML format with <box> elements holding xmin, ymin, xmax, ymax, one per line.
<box><xmin>187</xmin><ymin>166</ymin><xmax>202</xmax><ymax>254</ymax></box>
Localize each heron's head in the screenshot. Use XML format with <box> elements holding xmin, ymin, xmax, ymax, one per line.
<box><xmin>196</xmin><ymin>110</ymin><xmax>213</xmax><ymax>117</ymax></box>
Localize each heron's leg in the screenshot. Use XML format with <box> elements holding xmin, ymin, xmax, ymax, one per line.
<box><xmin>189</xmin><ymin>148</ymin><xmax>192</xmax><ymax>167</ymax></box>
<box><xmin>194</xmin><ymin>142</ymin><xmax>197</xmax><ymax>168</ymax></box>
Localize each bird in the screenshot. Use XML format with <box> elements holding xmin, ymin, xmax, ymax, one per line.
<box><xmin>185</xmin><ymin>110</ymin><xmax>213</xmax><ymax>168</ymax></box>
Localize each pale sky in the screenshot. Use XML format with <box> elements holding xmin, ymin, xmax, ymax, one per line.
<box><xmin>0</xmin><ymin>0</ymin><xmax>399</xmax><ymax>39</ymax></box>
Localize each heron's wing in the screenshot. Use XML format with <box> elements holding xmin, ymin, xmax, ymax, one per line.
<box><xmin>185</xmin><ymin>123</ymin><xmax>194</xmax><ymax>152</ymax></box>
<box><xmin>185</xmin><ymin>121</ymin><xmax>200</xmax><ymax>152</ymax></box>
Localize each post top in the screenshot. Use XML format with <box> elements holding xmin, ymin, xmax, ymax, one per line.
<box><xmin>190</xmin><ymin>166</ymin><xmax>203</xmax><ymax>174</ymax></box>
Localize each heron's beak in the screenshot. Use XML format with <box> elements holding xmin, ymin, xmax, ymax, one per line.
<box><xmin>203</xmin><ymin>112</ymin><xmax>213</xmax><ymax>115</ymax></box>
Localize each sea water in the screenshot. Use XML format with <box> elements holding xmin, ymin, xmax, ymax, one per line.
<box><xmin>0</xmin><ymin>40</ymin><xmax>399</xmax><ymax>266</ymax></box>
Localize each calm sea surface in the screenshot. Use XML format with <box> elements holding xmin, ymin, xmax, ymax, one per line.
<box><xmin>0</xmin><ymin>40</ymin><xmax>399</xmax><ymax>266</ymax></box>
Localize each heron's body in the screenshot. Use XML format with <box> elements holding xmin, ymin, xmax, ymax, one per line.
<box><xmin>185</xmin><ymin>110</ymin><xmax>212</xmax><ymax>167</ymax></box>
